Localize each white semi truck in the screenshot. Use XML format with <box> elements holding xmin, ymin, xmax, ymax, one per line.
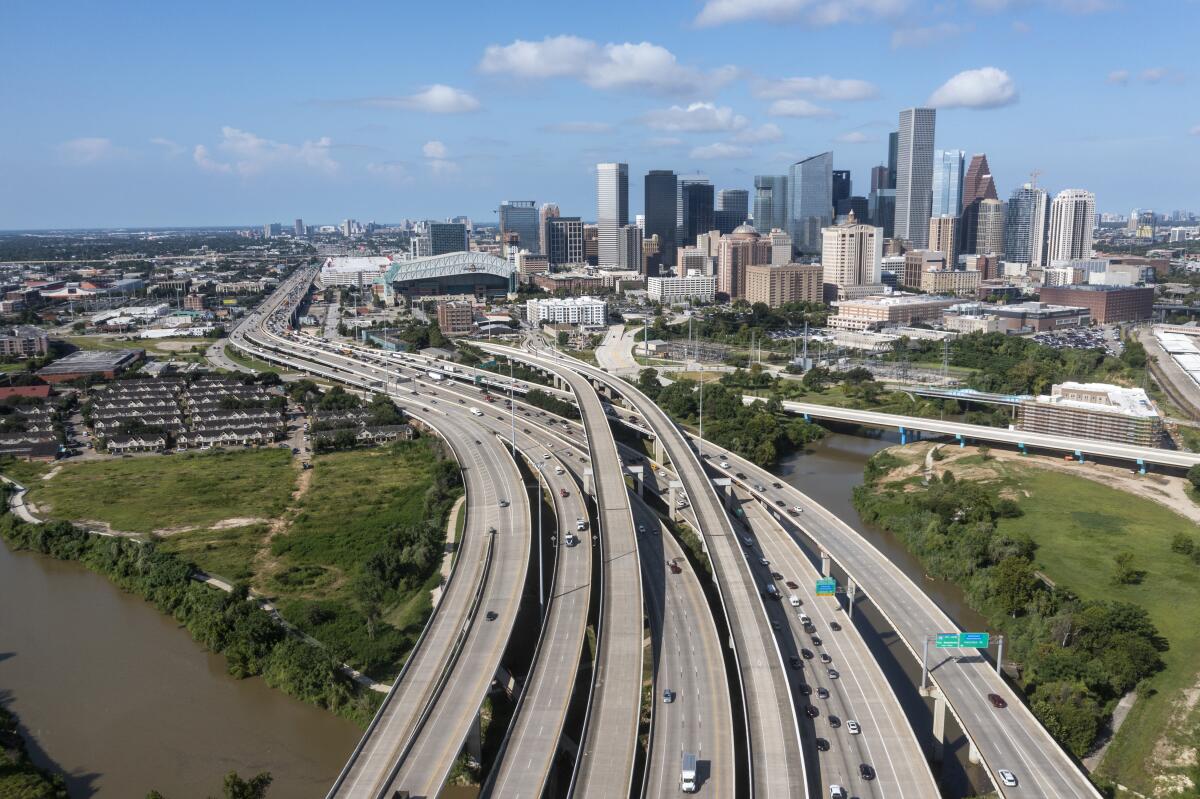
<box><xmin>680</xmin><ymin>752</ymin><xmax>697</xmax><ymax>793</ymax></box>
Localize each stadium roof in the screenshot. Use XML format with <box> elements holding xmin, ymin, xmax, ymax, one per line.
<box><xmin>381</xmin><ymin>251</ymin><xmax>514</xmax><ymax>284</ymax></box>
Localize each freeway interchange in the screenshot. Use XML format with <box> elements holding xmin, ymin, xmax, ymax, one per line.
<box><xmin>232</xmin><ymin>270</ymin><xmax>1101</xmax><ymax>799</ymax></box>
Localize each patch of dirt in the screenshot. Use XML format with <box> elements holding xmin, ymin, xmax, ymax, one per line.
<box><xmin>152</xmin><ymin>524</ymin><xmax>200</xmax><ymax>537</ymax></box>
<box><xmin>251</xmin><ymin>460</ymin><xmax>315</xmax><ymax>587</ymax></box>
<box><xmin>151</xmin><ymin>340</ymin><xmax>201</xmax><ymax>352</ymax></box>
<box><xmin>208</xmin><ymin>516</ymin><xmax>268</xmax><ymax>530</ymax></box>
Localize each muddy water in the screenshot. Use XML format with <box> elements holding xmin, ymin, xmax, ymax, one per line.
<box><xmin>0</xmin><ymin>541</ymin><xmax>361</xmax><ymax>798</ymax></box>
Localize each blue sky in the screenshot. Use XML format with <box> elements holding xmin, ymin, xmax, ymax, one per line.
<box><xmin>2</xmin><ymin>0</ymin><xmax>1197</xmax><ymax>229</ymax></box>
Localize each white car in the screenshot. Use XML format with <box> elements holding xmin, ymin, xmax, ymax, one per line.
<box><xmin>846</xmin><ymin>720</ymin><xmax>861</xmax><ymax>735</ymax></box>
<box><xmin>829</xmin><ymin>786</ymin><xmax>846</xmax><ymax>799</ymax></box>
<box><xmin>555</xmin><ymin>467</ymin><xmax>565</xmax><ymax>475</ymax></box>
<box><xmin>998</xmin><ymin>770</ymin><xmax>1018</xmax><ymax>787</ymax></box>
<box><xmin>789</xmin><ymin>595</ymin><xmax>801</xmax><ymax>607</ymax></box>
<box><xmin>719</xmin><ymin>461</ymin><xmax>731</xmax><ymax>468</ymax></box>
<box><xmin>792</xmin><ymin>506</ymin><xmax>804</xmax><ymax>513</ymax></box>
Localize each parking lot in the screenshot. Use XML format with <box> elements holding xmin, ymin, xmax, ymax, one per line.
<box><xmin>1030</xmin><ymin>326</ymin><xmax>1123</xmax><ymax>355</ymax></box>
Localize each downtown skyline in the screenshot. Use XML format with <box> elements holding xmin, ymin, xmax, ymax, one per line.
<box><xmin>3</xmin><ymin>0</ymin><xmax>1198</xmax><ymax>228</ymax></box>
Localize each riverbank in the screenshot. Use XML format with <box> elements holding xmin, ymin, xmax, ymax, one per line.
<box><xmin>856</xmin><ymin>441</ymin><xmax>1200</xmax><ymax>796</ymax></box>
<box><xmin>0</xmin><ymin>704</ymin><xmax>68</xmax><ymax>798</ymax></box>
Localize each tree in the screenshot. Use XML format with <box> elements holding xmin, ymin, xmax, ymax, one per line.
<box><xmin>992</xmin><ymin>556</ymin><xmax>1037</xmax><ymax>616</ymax></box>
<box><xmin>1188</xmin><ymin>463</ymin><xmax>1200</xmax><ymax>492</ymax></box>
<box><xmin>637</xmin><ymin>368</ymin><xmax>661</xmax><ymax>400</ymax></box>
<box><xmin>556</xmin><ymin>331</ymin><xmax>569</xmax><ymax>347</ymax></box>
<box><xmin>221</xmin><ymin>771</ymin><xmax>273</xmax><ymax>799</ymax></box>
<box><xmin>1112</xmin><ymin>552</ymin><xmax>1143</xmax><ymax>585</ymax></box>
<box><xmin>1169</xmin><ymin>533</ymin><xmax>1195</xmax><ymax>555</ymax></box>
<box><xmin>801</xmin><ymin>366</ymin><xmax>833</xmax><ymax>392</ymax></box>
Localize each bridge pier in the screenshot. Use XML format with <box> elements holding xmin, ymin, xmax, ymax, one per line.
<box><xmin>1137</xmin><ymin>458</ymin><xmax>1146</xmax><ymax>475</ymax></box>
<box><xmin>583</xmin><ymin>468</ymin><xmax>594</xmax><ymax>497</ymax></box>
<box><xmin>712</xmin><ymin>477</ymin><xmax>734</xmax><ymax>512</ymax></box>
<box><xmin>625</xmin><ymin>464</ymin><xmax>644</xmax><ymax>497</ymax></box>
<box><xmin>956</xmin><ymin>433</ymin><xmax>965</xmax><ymax>448</ymax></box>
<box><xmin>820</xmin><ymin>550</ymin><xmax>831</xmax><ymax>577</ymax></box>
<box><xmin>968</xmin><ymin>738</ymin><xmax>982</xmax><ymax>765</ymax></box>
<box><xmin>668</xmin><ymin>480</ymin><xmax>684</xmax><ymax>522</ymax></box>
<box><xmin>1075</xmin><ymin>449</ymin><xmax>1085</xmax><ymax>463</ymax></box>
<box><xmin>845</xmin><ymin>577</ymin><xmax>857</xmax><ymax>620</ymax></box>
<box><xmin>1018</xmin><ymin>441</ymin><xmax>1026</xmax><ymax>455</ymax></box>
<box><xmin>652</xmin><ymin>436</ymin><xmax>665</xmax><ymax>465</ymax></box>
<box><xmin>919</xmin><ymin>684</ymin><xmax>949</xmax><ymax>763</ymax></box>
<box><xmin>899</xmin><ymin>426</ymin><xmax>907</xmax><ymax>445</ymax></box>
<box><xmin>465</xmin><ymin>708</ymin><xmax>483</xmax><ymax>766</ymax></box>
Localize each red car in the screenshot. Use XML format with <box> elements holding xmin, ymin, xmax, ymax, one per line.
<box><xmin>987</xmin><ymin>693</ymin><xmax>1007</xmax><ymax>709</ymax></box>
<box><xmin>560</xmin><ymin>488</ymin><xmax>570</xmax><ymax>498</ymax></box>
<box><xmin>669</xmin><ymin>559</ymin><xmax>682</xmax><ymax>574</ymax></box>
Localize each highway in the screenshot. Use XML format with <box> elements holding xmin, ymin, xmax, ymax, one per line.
<box><xmin>704</xmin><ymin>441</ymin><xmax>1102</xmax><ymax>798</ymax></box>
<box><xmin>756</xmin><ymin>397</ymin><xmax>1200</xmax><ymax>470</ymax></box>
<box><xmin>481</xmin><ymin>341</ymin><xmax>805</xmax><ymax>799</ymax></box>
<box><xmin>632</xmin><ymin>495</ymin><xmax>735</xmax><ymax>798</ymax></box>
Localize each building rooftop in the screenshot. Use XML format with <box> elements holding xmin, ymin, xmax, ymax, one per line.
<box><xmin>37</xmin><ymin>348</ymin><xmax>143</xmax><ymax>376</ymax></box>
<box><xmin>1034</xmin><ymin>382</ymin><xmax>1159</xmax><ymax>419</ymax></box>
<box><xmin>834</xmin><ymin>294</ymin><xmax>955</xmax><ymax>308</ymax></box>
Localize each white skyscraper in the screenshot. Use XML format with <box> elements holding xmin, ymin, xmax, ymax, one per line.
<box><xmin>1048</xmin><ymin>189</ymin><xmax>1096</xmax><ymax>264</ymax></box>
<box><xmin>596</xmin><ymin>162</ymin><xmax>629</xmax><ymax>268</ymax></box>
<box><xmin>894</xmin><ymin>108</ymin><xmax>936</xmax><ymax>247</ymax></box>
<box><xmin>821</xmin><ymin>219</ymin><xmax>883</xmax><ymax>292</ymax></box>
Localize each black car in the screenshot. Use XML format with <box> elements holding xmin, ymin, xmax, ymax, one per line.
<box><xmin>811</xmin><ymin>636</ymin><xmax>822</xmax><ymax>647</ymax></box>
<box><xmin>789</xmin><ymin>656</ymin><xmax>803</xmax><ymax>670</ymax></box>
<box><xmin>801</xmin><ymin>648</ymin><xmax>814</xmax><ymax>659</ymax></box>
<box><xmin>798</xmin><ymin>682</ymin><xmax>811</xmax><ymax>695</ymax></box>
<box><xmin>803</xmin><ymin>623</ymin><xmax>816</xmax><ymax>635</ymax></box>
<box><xmin>771</xmin><ymin>571</ymin><xmax>784</xmax><ymax>581</ymax></box>
<box><xmin>859</xmin><ymin>764</ymin><xmax>875</xmax><ymax>781</ymax></box>
<box><xmin>735</xmin><ymin>472</ymin><xmax>746</xmax><ymax>479</ymax></box>
<box><xmin>804</xmin><ymin>705</ymin><xmax>819</xmax><ymax>718</ymax></box>
<box><xmin>829</xmin><ymin>621</ymin><xmax>842</xmax><ymax>631</ymax></box>
<box><xmin>772</xmin><ymin>481</ymin><xmax>782</xmax><ymax>489</ymax></box>
<box><xmin>485</xmin><ymin>611</ymin><xmax>498</xmax><ymax>621</ymax></box>
<box><xmin>775</xmin><ymin>500</ymin><xmax>786</xmax><ymax>507</ymax></box>
<box><xmin>828</xmin><ymin>715</ymin><xmax>840</xmax><ymax>728</ymax></box>
<box><xmin>815</xmin><ymin>738</ymin><xmax>830</xmax><ymax>752</ymax></box>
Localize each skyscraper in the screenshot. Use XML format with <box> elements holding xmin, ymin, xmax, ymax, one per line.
<box><xmin>618</xmin><ymin>225</ymin><xmax>643</xmax><ymax>273</ymax></box>
<box><xmin>821</xmin><ymin>218</ymin><xmax>883</xmax><ymax>296</ymax></box>
<box><xmin>894</xmin><ymin>108</ymin><xmax>936</xmax><ymax>247</ymax></box>
<box><xmin>832</xmin><ymin>170</ymin><xmax>852</xmax><ymax>213</ymax></box>
<box><xmin>887</xmin><ymin>131</ymin><xmax>899</xmax><ymax>189</ymax></box>
<box><xmin>546</xmin><ymin>217</ymin><xmax>584</xmax><ymax>266</ymax></box>
<box><xmin>679</xmin><ymin>179</ymin><xmax>715</xmax><ymax>247</ymax></box>
<box><xmin>976</xmin><ymin>199</ymin><xmax>1006</xmax><ymax>256</ymax></box>
<box><xmin>962</xmin><ymin>154</ymin><xmax>999</xmax><ymax>205</ymax></box>
<box><xmin>596</xmin><ymin>162</ymin><xmax>629</xmax><ymax>268</ymax></box>
<box><xmin>931</xmin><ymin>150</ymin><xmax>965</xmax><ymax>218</ymax></box>
<box><xmin>1005</xmin><ymin>184</ymin><xmax>1050</xmax><ymax>267</ymax></box>
<box><xmin>928</xmin><ymin>215</ymin><xmax>957</xmax><ymax>264</ymax></box>
<box><xmin>644</xmin><ymin>170</ymin><xmax>678</xmax><ymax>275</ymax></box>
<box><xmin>499</xmin><ymin>201</ymin><xmax>539</xmax><ymax>255</ymax></box>
<box><xmin>1048</xmin><ymin>189</ymin><xmax>1096</xmax><ymax>263</ymax></box>
<box><xmin>429</xmin><ymin>222</ymin><xmax>468</xmax><ymax>255</ymax></box>
<box><xmin>717</xmin><ymin>189</ymin><xmax>749</xmax><ymax>220</ymax></box>
<box><xmin>538</xmin><ymin>203</ymin><xmax>560</xmax><ymax>258</ymax></box>
<box><xmin>870</xmin><ymin>166</ymin><xmax>889</xmax><ymax>192</ymax></box>
<box><xmin>293</xmin><ymin>218</ymin><xmax>304</xmax><ymax>237</ymax></box>
<box><xmin>869</xmin><ymin>189</ymin><xmax>896</xmax><ymax>238</ymax></box>
<box><xmin>753</xmin><ymin>175</ymin><xmax>788</xmax><ymax>232</ymax></box>
<box><xmin>788</xmin><ymin>152</ymin><xmax>833</xmax><ymax>255</ymax></box>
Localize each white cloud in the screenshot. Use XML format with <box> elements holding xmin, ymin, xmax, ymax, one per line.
<box><xmin>480</xmin><ymin>35</ymin><xmax>735</xmax><ymax>95</ymax></box>
<box><xmin>891</xmin><ymin>22</ymin><xmax>972</xmax><ymax>48</ymax></box>
<box><xmin>927</xmin><ymin>67</ymin><xmax>1018</xmax><ymax>109</ymax></box>
<box><xmin>193</xmin><ymin>127</ymin><xmax>337</xmax><ymax>176</ymax></box>
<box><xmin>753</xmin><ymin>75</ymin><xmax>877</xmax><ymax>101</ymax></box>
<box><xmin>58</xmin><ymin>137</ymin><xmax>117</xmax><ymax>164</ymax></box>
<box><xmin>642</xmin><ymin>102</ymin><xmax>748</xmax><ymax>132</ymax></box>
<box><xmin>835</xmin><ymin>131</ymin><xmax>875</xmax><ymax>143</ymax></box>
<box><xmin>694</xmin><ymin>0</ymin><xmax>906</xmax><ymax>27</ymax></box>
<box><xmin>736</xmin><ymin>123</ymin><xmax>784</xmax><ymax>143</ymax></box>
<box><xmin>543</xmin><ymin>121</ymin><xmax>614</xmax><ymax>134</ymax></box>
<box><xmin>767</xmin><ymin>98</ymin><xmax>834</xmax><ymax>118</ymax></box>
<box><xmin>1106</xmin><ymin>69</ymin><xmax>1130</xmax><ymax>85</ymax></box>
<box><xmin>422</xmin><ymin>140</ymin><xmax>458</xmax><ymax>176</ymax></box>
<box><xmin>399</xmin><ymin>84</ymin><xmax>480</xmax><ymax>113</ymax></box>
<box><xmin>973</xmin><ymin>0</ymin><xmax>1114</xmax><ymax>11</ymax></box>
<box><xmin>689</xmin><ymin>142</ymin><xmax>752</xmax><ymax>160</ymax></box>
<box><xmin>1139</xmin><ymin>67</ymin><xmax>1168</xmax><ymax>83</ymax></box>
<box><xmin>149</xmin><ymin>137</ymin><xmax>185</xmax><ymax>156</ymax></box>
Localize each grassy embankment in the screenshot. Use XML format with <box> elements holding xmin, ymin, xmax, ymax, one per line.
<box><xmin>865</xmin><ymin>446</ymin><xmax>1200</xmax><ymax>794</ymax></box>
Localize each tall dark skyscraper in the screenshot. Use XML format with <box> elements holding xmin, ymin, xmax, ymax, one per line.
<box><xmin>679</xmin><ymin>180</ymin><xmax>714</xmax><ymax>247</ymax></box>
<box><xmin>753</xmin><ymin>175</ymin><xmax>788</xmax><ymax>232</ymax></box>
<box><xmin>870</xmin><ymin>166</ymin><xmax>889</xmax><ymax>192</ymax></box>
<box><xmin>644</xmin><ymin>170</ymin><xmax>678</xmax><ymax>275</ymax></box>
<box><xmin>832</xmin><ymin>170</ymin><xmax>851</xmax><ymax>215</ymax></box>
<box><xmin>959</xmin><ymin>154</ymin><xmax>999</xmax><ymax>255</ymax></box>
<box><xmin>498</xmin><ymin>200</ymin><xmax>539</xmax><ymax>254</ymax></box>
<box><xmin>715</xmin><ymin>188</ymin><xmax>750</xmax><ymax>235</ymax></box>
<box><xmin>887</xmin><ymin>131</ymin><xmax>899</xmax><ymax>190</ymax></box>
<box><xmin>788</xmin><ymin>152</ymin><xmax>833</xmax><ymax>255</ymax></box>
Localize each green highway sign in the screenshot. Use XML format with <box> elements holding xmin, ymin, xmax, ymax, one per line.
<box><xmin>935</xmin><ymin>633</ymin><xmax>961</xmax><ymax>648</ymax></box>
<box><xmin>815</xmin><ymin>578</ymin><xmax>837</xmax><ymax>597</ymax></box>
<box><xmin>960</xmin><ymin>632</ymin><xmax>991</xmax><ymax>648</ymax></box>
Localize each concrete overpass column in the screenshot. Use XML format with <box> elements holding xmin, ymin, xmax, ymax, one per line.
<box><xmin>820</xmin><ymin>551</ymin><xmax>831</xmax><ymax>576</ymax></box>
<box><xmin>899</xmin><ymin>426</ymin><xmax>907</xmax><ymax>445</ymax></box>
<box><xmin>465</xmin><ymin>709</ymin><xmax>483</xmax><ymax>765</ymax></box>
<box><xmin>653</xmin><ymin>436</ymin><xmax>665</xmax><ymax>465</ymax></box>
<box><xmin>930</xmin><ymin>689</ymin><xmax>947</xmax><ymax>762</ymax></box>
<box><xmin>967</xmin><ymin>738</ymin><xmax>982</xmax><ymax>765</ymax></box>
<box><xmin>583</xmin><ymin>468</ymin><xmax>595</xmax><ymax>497</ymax></box>
<box><xmin>668</xmin><ymin>480</ymin><xmax>684</xmax><ymax>522</ymax></box>
<box><xmin>626</xmin><ymin>465</ymin><xmax>644</xmax><ymax>497</ymax></box>
<box><xmin>846</xmin><ymin>577</ymin><xmax>857</xmax><ymax>620</ymax></box>
<box><xmin>712</xmin><ymin>478</ymin><xmax>734</xmax><ymax>512</ymax></box>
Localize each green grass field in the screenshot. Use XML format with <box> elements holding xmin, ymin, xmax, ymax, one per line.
<box><xmin>0</xmin><ymin>459</ymin><xmax>52</xmax><ymax>486</ymax></box>
<box><xmin>23</xmin><ymin>449</ymin><xmax>295</xmax><ymax>534</ymax></box>
<box><xmin>157</xmin><ymin>522</ymin><xmax>271</xmax><ymax>582</ymax></box>
<box><xmin>905</xmin><ymin>452</ymin><xmax>1200</xmax><ymax>792</ymax></box>
<box><xmin>223</xmin><ymin>343</ymin><xmax>282</xmax><ymax>373</ymax></box>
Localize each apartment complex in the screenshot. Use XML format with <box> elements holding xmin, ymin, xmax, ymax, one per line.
<box><xmin>525</xmin><ymin>296</ymin><xmax>606</xmax><ymax>326</ymax></box>
<box><xmin>1017</xmin><ymin>382</ymin><xmax>1162</xmax><ymax>446</ymax></box>
<box><xmin>744</xmin><ymin>263</ymin><xmax>823</xmax><ymax>307</ymax></box>
<box><xmin>436</xmin><ymin>301</ymin><xmax>475</xmax><ymax>336</ymax></box>
<box><xmin>0</xmin><ymin>325</ymin><xmax>50</xmax><ymax>358</ymax></box>
<box><xmin>647</xmin><ymin>275</ymin><xmax>717</xmax><ymax>305</ymax></box>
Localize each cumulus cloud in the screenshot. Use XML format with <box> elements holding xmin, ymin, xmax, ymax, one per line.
<box><xmin>480</xmin><ymin>35</ymin><xmax>736</xmax><ymax>95</ymax></box>
<box><xmin>422</xmin><ymin>140</ymin><xmax>458</xmax><ymax>175</ymax></box>
<box><xmin>835</xmin><ymin>131</ymin><xmax>875</xmax><ymax>143</ymax></box>
<box><xmin>768</xmin><ymin>98</ymin><xmax>835</xmax><ymax>118</ymax></box>
<box><xmin>1139</xmin><ymin>67</ymin><xmax>1168</xmax><ymax>83</ymax></box>
<box><xmin>891</xmin><ymin>22</ymin><xmax>972</xmax><ymax>48</ymax></box>
<box><xmin>333</xmin><ymin>85</ymin><xmax>480</xmax><ymax>113</ymax></box>
<box><xmin>192</xmin><ymin>127</ymin><xmax>337</xmax><ymax>176</ymax></box>
<box><xmin>689</xmin><ymin>142</ymin><xmax>752</xmax><ymax>160</ymax></box>
<box><xmin>736</xmin><ymin>123</ymin><xmax>784</xmax><ymax>143</ymax></box>
<box><xmin>972</xmin><ymin>0</ymin><xmax>1112</xmax><ymax>9</ymax></box>
<box><xmin>58</xmin><ymin>137</ymin><xmax>118</xmax><ymax>164</ymax></box>
<box><xmin>149</xmin><ymin>137</ymin><xmax>185</xmax><ymax>156</ymax></box>
<box><xmin>753</xmin><ymin>75</ymin><xmax>877</xmax><ymax>101</ymax></box>
<box><xmin>1106</xmin><ymin>69</ymin><xmax>1130</xmax><ymax>85</ymax></box>
<box><xmin>543</xmin><ymin>121</ymin><xmax>614</xmax><ymax>134</ymax></box>
<box><xmin>695</xmin><ymin>0</ymin><xmax>906</xmax><ymax>27</ymax></box>
<box><xmin>927</xmin><ymin>67</ymin><xmax>1018</xmax><ymax>109</ymax></box>
<box><xmin>641</xmin><ymin>102</ymin><xmax>747</xmax><ymax>132</ymax></box>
